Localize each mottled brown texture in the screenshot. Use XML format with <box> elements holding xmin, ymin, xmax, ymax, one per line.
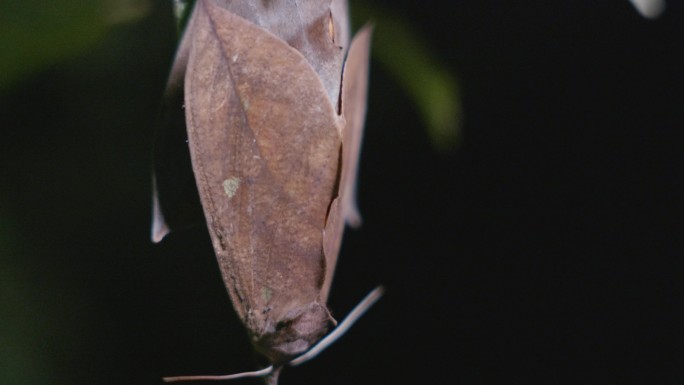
<box><xmin>152</xmin><ymin>0</ymin><xmax>349</xmax><ymax>243</ymax></box>
<box><xmin>207</xmin><ymin>0</ymin><xmax>348</xmax><ymax>106</ymax></box>
<box><xmin>185</xmin><ymin>0</ymin><xmax>341</xmax><ymax>362</ymax></box>
<box><xmin>153</xmin><ymin>0</ymin><xmax>372</xmax><ymax>376</ymax></box>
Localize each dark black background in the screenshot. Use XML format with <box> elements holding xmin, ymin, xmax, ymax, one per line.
<box><xmin>2</xmin><ymin>1</ymin><xmax>683</xmax><ymax>384</ymax></box>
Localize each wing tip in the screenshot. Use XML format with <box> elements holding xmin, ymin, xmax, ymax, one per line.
<box><xmin>151</xmin><ymin>175</ymin><xmax>171</xmax><ymax>243</ymax></box>
<box><xmin>151</xmin><ymin>205</ymin><xmax>171</xmax><ymax>243</ymax></box>
<box><xmin>345</xmin><ymin>207</ymin><xmax>362</xmax><ymax>228</ymax></box>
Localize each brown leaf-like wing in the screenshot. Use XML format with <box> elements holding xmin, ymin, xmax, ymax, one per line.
<box><xmin>152</xmin><ymin>0</ymin><xmax>348</xmax><ymax>243</ymax></box>
<box><xmin>185</xmin><ymin>0</ymin><xmax>343</xmax><ymax>334</ymax></box>
<box><xmin>211</xmin><ymin>0</ymin><xmax>346</xmax><ymax>106</ymax></box>
<box><xmin>321</xmin><ymin>26</ymin><xmax>373</xmax><ymax>302</ymax></box>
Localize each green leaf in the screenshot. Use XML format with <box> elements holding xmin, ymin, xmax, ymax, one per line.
<box><xmin>0</xmin><ymin>0</ymin><xmax>150</xmax><ymax>93</ymax></box>
<box><xmin>172</xmin><ymin>0</ymin><xmax>195</xmax><ymax>35</ymax></box>
<box><xmin>351</xmin><ymin>2</ymin><xmax>462</xmax><ymax>151</ymax></box>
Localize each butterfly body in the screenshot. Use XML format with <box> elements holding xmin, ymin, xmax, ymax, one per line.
<box><xmin>153</xmin><ymin>0</ymin><xmax>372</xmax><ymax>375</ymax></box>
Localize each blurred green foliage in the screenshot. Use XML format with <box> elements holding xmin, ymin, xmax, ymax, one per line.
<box><xmin>0</xmin><ymin>216</ymin><xmax>52</xmax><ymax>385</ymax></box>
<box><xmin>0</xmin><ymin>0</ymin><xmax>150</xmax><ymax>92</ymax></box>
<box><xmin>351</xmin><ymin>2</ymin><xmax>462</xmax><ymax>150</ymax></box>
<box><xmin>1</xmin><ymin>3</ymin><xmax>164</xmax><ymax>384</ymax></box>
<box><xmin>0</xmin><ymin>0</ymin><xmax>460</xmax><ymax>147</ymax></box>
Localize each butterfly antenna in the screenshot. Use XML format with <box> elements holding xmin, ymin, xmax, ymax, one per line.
<box><xmin>162</xmin><ymin>287</ymin><xmax>384</xmax><ymax>381</ymax></box>
<box><xmin>163</xmin><ymin>365</ymin><xmax>274</xmax><ymax>382</ymax></box>
<box><xmin>289</xmin><ymin>286</ymin><xmax>384</xmax><ymax>366</ymax></box>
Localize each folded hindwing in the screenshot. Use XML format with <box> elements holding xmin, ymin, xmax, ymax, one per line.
<box><xmin>322</xmin><ymin>26</ymin><xmax>373</xmax><ymax>303</ymax></box>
